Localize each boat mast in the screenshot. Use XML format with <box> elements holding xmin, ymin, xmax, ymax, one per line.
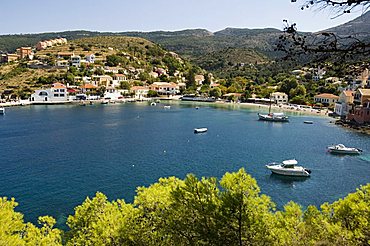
<box><xmin>268</xmin><ymin>93</ymin><xmax>272</xmax><ymax>114</ymax></box>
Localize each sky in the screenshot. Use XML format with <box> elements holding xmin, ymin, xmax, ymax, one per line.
<box><xmin>0</xmin><ymin>0</ymin><xmax>366</xmax><ymax>35</ymax></box>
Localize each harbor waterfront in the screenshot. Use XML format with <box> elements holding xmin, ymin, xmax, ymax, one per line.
<box><xmin>0</xmin><ymin>102</ymin><xmax>369</xmax><ymax>228</ymax></box>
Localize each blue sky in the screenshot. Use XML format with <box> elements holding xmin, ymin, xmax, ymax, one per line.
<box><xmin>0</xmin><ymin>0</ymin><xmax>365</xmax><ymax>34</ymax></box>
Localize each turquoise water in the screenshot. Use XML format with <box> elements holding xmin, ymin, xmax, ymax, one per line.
<box><xmin>0</xmin><ymin>102</ymin><xmax>369</xmax><ymax>228</ymax></box>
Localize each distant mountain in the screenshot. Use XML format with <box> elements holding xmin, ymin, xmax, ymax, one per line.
<box><xmin>1</xmin><ymin>12</ymin><xmax>370</xmax><ymax>76</ymax></box>
<box><xmin>325</xmin><ymin>10</ymin><xmax>370</xmax><ymax>37</ymax></box>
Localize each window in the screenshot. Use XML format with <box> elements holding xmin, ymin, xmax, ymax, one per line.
<box><xmin>54</xmin><ymin>94</ymin><xmax>59</xmax><ymax>97</ymax></box>
<box><xmin>60</xmin><ymin>94</ymin><xmax>65</xmax><ymax>97</ymax></box>
<box><xmin>54</xmin><ymin>89</ymin><xmax>59</xmax><ymax>92</ymax></box>
<box><xmin>60</xmin><ymin>89</ymin><xmax>65</xmax><ymax>92</ymax></box>
<box><xmin>39</xmin><ymin>91</ymin><xmax>48</xmax><ymax>96</ymax></box>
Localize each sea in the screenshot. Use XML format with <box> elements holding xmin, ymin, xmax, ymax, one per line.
<box><xmin>0</xmin><ymin>102</ymin><xmax>369</xmax><ymax>228</ymax></box>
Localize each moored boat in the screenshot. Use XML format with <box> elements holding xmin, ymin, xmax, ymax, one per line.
<box><xmin>0</xmin><ymin>107</ymin><xmax>4</xmax><ymax>114</ymax></box>
<box><xmin>266</xmin><ymin>159</ymin><xmax>311</xmax><ymax>177</ymax></box>
<box><xmin>304</xmin><ymin>121</ymin><xmax>313</xmax><ymax>124</ymax></box>
<box><xmin>164</xmin><ymin>105</ymin><xmax>171</xmax><ymax>109</ymax></box>
<box><xmin>194</xmin><ymin>127</ymin><xmax>207</xmax><ymax>133</ymax></box>
<box><xmin>258</xmin><ymin>112</ymin><xmax>289</xmax><ymax>122</ymax></box>
<box><xmin>327</xmin><ymin>144</ymin><xmax>362</xmax><ymax>155</ymax></box>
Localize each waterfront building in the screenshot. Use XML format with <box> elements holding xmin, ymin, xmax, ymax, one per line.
<box><xmin>314</xmin><ymin>93</ymin><xmax>339</xmax><ymax>106</ymax></box>
<box><xmin>131</xmin><ymin>86</ymin><xmax>149</xmax><ymax>100</ymax></box>
<box><xmin>354</xmin><ymin>89</ymin><xmax>370</xmax><ymax>105</ymax></box>
<box><xmin>271</xmin><ymin>92</ymin><xmax>288</xmax><ymax>104</ymax></box>
<box><xmin>335</xmin><ymin>90</ymin><xmax>354</xmax><ymax>118</ymax></box>
<box><xmin>149</xmin><ymin>82</ymin><xmax>179</xmax><ymax>95</ymax></box>
<box><xmin>30</xmin><ymin>83</ymin><xmax>69</xmax><ymax>103</ymax></box>
<box><xmin>347</xmin><ymin>100</ymin><xmax>370</xmax><ymax>124</ymax></box>
<box><xmin>91</xmin><ymin>75</ymin><xmax>113</xmax><ymax>88</ymax></box>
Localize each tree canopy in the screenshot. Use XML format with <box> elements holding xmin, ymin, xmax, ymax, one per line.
<box><xmin>2</xmin><ymin>168</ymin><xmax>370</xmax><ymax>245</ymax></box>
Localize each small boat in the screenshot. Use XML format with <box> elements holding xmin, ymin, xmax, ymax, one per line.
<box><xmin>195</xmin><ymin>106</ymin><xmax>199</xmax><ymax>110</ymax></box>
<box><xmin>304</xmin><ymin>121</ymin><xmax>313</xmax><ymax>124</ymax></box>
<box><xmin>164</xmin><ymin>105</ymin><xmax>171</xmax><ymax>109</ymax></box>
<box><xmin>79</xmin><ymin>101</ymin><xmax>87</xmax><ymax>106</ymax></box>
<box><xmin>266</xmin><ymin>159</ymin><xmax>311</xmax><ymax>177</ymax></box>
<box><xmin>89</xmin><ymin>101</ymin><xmax>94</xmax><ymax>105</ymax></box>
<box><xmin>0</xmin><ymin>107</ymin><xmax>4</xmax><ymax>115</ymax></box>
<box><xmin>150</xmin><ymin>102</ymin><xmax>156</xmax><ymax>106</ymax></box>
<box><xmin>101</xmin><ymin>100</ymin><xmax>109</xmax><ymax>105</ymax></box>
<box><xmin>327</xmin><ymin>144</ymin><xmax>362</xmax><ymax>155</ymax></box>
<box><xmin>194</xmin><ymin>127</ymin><xmax>208</xmax><ymax>133</ymax></box>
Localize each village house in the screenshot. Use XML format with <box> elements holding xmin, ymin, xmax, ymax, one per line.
<box><xmin>271</xmin><ymin>92</ymin><xmax>288</xmax><ymax>104</ymax></box>
<box><xmin>55</xmin><ymin>60</ymin><xmax>69</xmax><ymax>68</ymax></box>
<box><xmin>314</xmin><ymin>93</ymin><xmax>339</xmax><ymax>106</ymax></box>
<box><xmin>130</xmin><ymin>86</ymin><xmax>149</xmax><ymax>100</ymax></box>
<box><xmin>195</xmin><ymin>75</ymin><xmax>205</xmax><ymax>85</ymax></box>
<box><xmin>85</xmin><ymin>54</ymin><xmax>95</xmax><ymax>63</ymax></box>
<box><xmin>16</xmin><ymin>47</ymin><xmax>33</xmax><ymax>59</ymax></box>
<box><xmin>334</xmin><ymin>90</ymin><xmax>354</xmax><ymax>118</ymax></box>
<box><xmin>91</xmin><ymin>75</ymin><xmax>113</xmax><ymax>88</ymax></box>
<box><xmin>3</xmin><ymin>53</ymin><xmax>19</xmax><ymax>63</ymax></box>
<box><xmin>347</xmin><ymin>100</ymin><xmax>370</xmax><ymax>124</ymax></box>
<box><xmin>149</xmin><ymin>82</ymin><xmax>179</xmax><ymax>95</ymax></box>
<box><xmin>71</xmin><ymin>55</ymin><xmax>81</xmax><ymax>67</ymax></box>
<box><xmin>353</xmin><ymin>88</ymin><xmax>370</xmax><ymax>105</ymax></box>
<box><xmin>30</xmin><ymin>82</ymin><xmax>69</xmax><ymax>103</ymax></box>
<box><xmin>80</xmin><ymin>84</ymin><xmax>97</xmax><ymax>94</ymax></box>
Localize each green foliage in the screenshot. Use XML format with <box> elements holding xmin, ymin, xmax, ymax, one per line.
<box><xmin>147</xmin><ymin>90</ymin><xmax>158</xmax><ymax>97</ymax></box>
<box><xmin>4</xmin><ymin>170</ymin><xmax>370</xmax><ymax>245</ymax></box>
<box><xmin>0</xmin><ymin>197</ymin><xmax>62</xmax><ymax>246</ymax></box>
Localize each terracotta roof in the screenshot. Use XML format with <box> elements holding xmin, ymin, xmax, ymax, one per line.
<box><xmin>314</xmin><ymin>93</ymin><xmax>339</xmax><ymax>99</ymax></box>
<box><xmin>343</xmin><ymin>90</ymin><xmax>354</xmax><ymax>97</ymax></box>
<box><xmin>358</xmin><ymin>89</ymin><xmax>370</xmax><ymax>96</ymax></box>
<box><xmin>52</xmin><ymin>82</ymin><xmax>66</xmax><ymax>89</ymax></box>
<box><xmin>81</xmin><ymin>84</ymin><xmax>97</xmax><ymax>89</ymax></box>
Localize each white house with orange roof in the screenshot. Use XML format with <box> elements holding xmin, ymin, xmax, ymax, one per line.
<box><xmin>314</xmin><ymin>93</ymin><xmax>339</xmax><ymax>106</ymax></box>
<box><xmin>131</xmin><ymin>86</ymin><xmax>149</xmax><ymax>100</ymax></box>
<box><xmin>149</xmin><ymin>82</ymin><xmax>179</xmax><ymax>95</ymax></box>
<box><xmin>335</xmin><ymin>90</ymin><xmax>354</xmax><ymax>117</ymax></box>
<box><xmin>30</xmin><ymin>83</ymin><xmax>69</xmax><ymax>104</ymax></box>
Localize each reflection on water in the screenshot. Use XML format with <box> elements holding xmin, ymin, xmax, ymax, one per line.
<box><xmin>268</xmin><ymin>173</ymin><xmax>309</xmax><ymax>186</ymax></box>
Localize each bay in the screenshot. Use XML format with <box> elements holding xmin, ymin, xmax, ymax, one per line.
<box><xmin>0</xmin><ymin>102</ymin><xmax>369</xmax><ymax>228</ymax></box>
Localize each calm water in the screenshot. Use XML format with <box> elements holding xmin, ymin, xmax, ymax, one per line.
<box><xmin>0</xmin><ymin>102</ymin><xmax>369</xmax><ymax>228</ymax></box>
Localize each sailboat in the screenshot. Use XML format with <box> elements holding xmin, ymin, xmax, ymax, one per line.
<box><xmin>257</xmin><ymin>95</ymin><xmax>289</xmax><ymax>122</ymax></box>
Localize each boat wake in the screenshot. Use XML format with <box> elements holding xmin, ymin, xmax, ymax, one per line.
<box><xmin>358</xmin><ymin>154</ymin><xmax>370</xmax><ymax>163</ymax></box>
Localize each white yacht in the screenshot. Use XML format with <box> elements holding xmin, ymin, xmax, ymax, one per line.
<box><xmin>164</xmin><ymin>105</ymin><xmax>171</xmax><ymax>109</ymax></box>
<box><xmin>0</xmin><ymin>107</ymin><xmax>4</xmax><ymax>114</ymax></box>
<box><xmin>194</xmin><ymin>127</ymin><xmax>207</xmax><ymax>133</ymax></box>
<box><xmin>327</xmin><ymin>144</ymin><xmax>362</xmax><ymax>155</ymax></box>
<box><xmin>266</xmin><ymin>159</ymin><xmax>311</xmax><ymax>177</ymax></box>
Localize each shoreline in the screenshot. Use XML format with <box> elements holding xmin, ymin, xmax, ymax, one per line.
<box><xmin>0</xmin><ymin>98</ymin><xmax>331</xmax><ymax>117</ymax></box>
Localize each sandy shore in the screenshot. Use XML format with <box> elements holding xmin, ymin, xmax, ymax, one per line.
<box><xmin>213</xmin><ymin>101</ymin><xmax>330</xmax><ymax>117</ymax></box>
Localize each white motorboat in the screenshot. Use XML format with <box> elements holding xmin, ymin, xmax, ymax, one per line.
<box><xmin>327</xmin><ymin>144</ymin><xmax>362</xmax><ymax>155</ymax></box>
<box><xmin>266</xmin><ymin>159</ymin><xmax>311</xmax><ymax>177</ymax></box>
<box><xmin>194</xmin><ymin>127</ymin><xmax>207</xmax><ymax>133</ymax></box>
<box><xmin>258</xmin><ymin>112</ymin><xmax>289</xmax><ymax>122</ymax></box>
<box><xmin>164</xmin><ymin>105</ymin><xmax>171</xmax><ymax>109</ymax></box>
<box><xmin>0</xmin><ymin>107</ymin><xmax>4</xmax><ymax>114</ymax></box>
<box><xmin>150</xmin><ymin>102</ymin><xmax>156</xmax><ymax>106</ymax></box>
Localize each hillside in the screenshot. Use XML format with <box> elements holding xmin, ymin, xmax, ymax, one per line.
<box><xmin>0</xmin><ymin>36</ymin><xmax>197</xmax><ymax>96</ymax></box>
<box><xmin>325</xmin><ymin>10</ymin><xmax>370</xmax><ymax>37</ymax></box>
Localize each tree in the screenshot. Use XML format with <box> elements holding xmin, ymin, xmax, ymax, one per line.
<box><xmin>147</xmin><ymin>90</ymin><xmax>158</xmax><ymax>97</ymax></box>
<box><xmin>277</xmin><ymin>1</ymin><xmax>370</xmax><ymax>62</ymax></box>
<box><xmin>210</xmin><ymin>87</ymin><xmax>222</xmax><ymax>98</ymax></box>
